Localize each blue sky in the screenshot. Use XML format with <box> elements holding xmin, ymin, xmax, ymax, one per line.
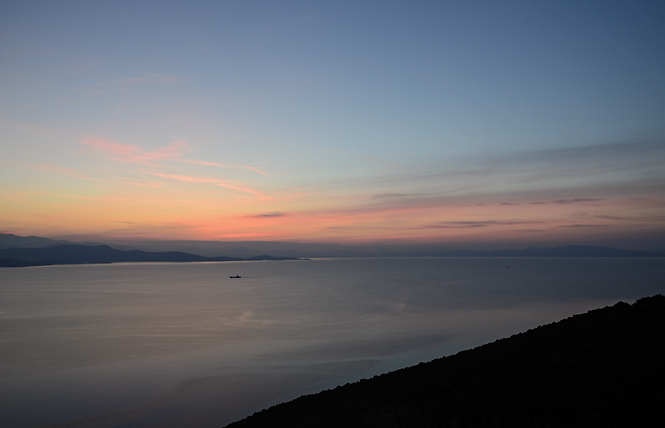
<box><xmin>1</xmin><ymin>1</ymin><xmax>664</xmax><ymax>249</ymax></box>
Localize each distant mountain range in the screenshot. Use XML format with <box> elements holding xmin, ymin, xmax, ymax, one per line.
<box><xmin>0</xmin><ymin>234</ymin><xmax>302</xmax><ymax>267</ymax></box>
<box><xmin>95</xmin><ymin>239</ymin><xmax>664</xmax><ymax>259</ymax></box>
<box><xmin>226</xmin><ymin>295</ymin><xmax>665</xmax><ymax>427</ymax></box>
<box><xmin>0</xmin><ymin>246</ymin><xmax>302</xmax><ymax>267</ymax></box>
<box><xmin>0</xmin><ymin>233</ymin><xmax>661</xmax><ymax>267</ymax></box>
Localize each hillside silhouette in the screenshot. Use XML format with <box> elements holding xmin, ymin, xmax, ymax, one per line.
<box><xmin>0</xmin><ymin>244</ymin><xmax>300</xmax><ymax>267</ymax></box>
<box><xmin>226</xmin><ymin>295</ymin><xmax>665</xmax><ymax>428</ymax></box>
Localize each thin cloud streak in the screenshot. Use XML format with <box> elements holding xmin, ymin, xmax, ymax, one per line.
<box><xmin>371</xmin><ymin>193</ymin><xmax>422</xmax><ymax>199</ymax></box>
<box><xmin>337</xmin><ymin>140</ymin><xmax>665</xmax><ymax>199</ymax></box>
<box><xmin>250</xmin><ymin>212</ymin><xmax>286</xmax><ymax>218</ymax></box>
<box><xmin>217</xmin><ymin>182</ymin><xmax>274</xmax><ymax>200</ymax></box>
<box><xmin>183</xmin><ymin>159</ymin><xmax>233</xmax><ymax>167</ymax></box>
<box><xmin>149</xmin><ymin>173</ymin><xmax>220</xmax><ymax>184</ymax></box>
<box><xmin>595</xmin><ymin>214</ymin><xmax>665</xmax><ymax>222</ymax></box>
<box><xmin>552</xmin><ymin>198</ymin><xmax>603</xmax><ymax>205</ymax></box>
<box><xmin>81</xmin><ymin>136</ymin><xmax>189</xmax><ymax>165</ymax></box>
<box><xmin>559</xmin><ymin>224</ymin><xmax>605</xmax><ymax>228</ymax></box>
<box><xmin>242</xmin><ymin>164</ymin><xmax>269</xmax><ymax>176</ymax></box>
<box><xmin>426</xmin><ymin>220</ymin><xmax>545</xmax><ymax>229</ymax></box>
<box><xmin>81</xmin><ymin>137</ymin><xmax>270</xmax><ymax>180</ymax></box>
<box><xmin>148</xmin><ymin>172</ymin><xmax>272</xmax><ymax>199</ymax></box>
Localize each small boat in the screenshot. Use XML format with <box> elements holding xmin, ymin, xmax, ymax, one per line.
<box><xmin>230</xmin><ymin>275</ymin><xmax>241</xmax><ymax>278</ymax></box>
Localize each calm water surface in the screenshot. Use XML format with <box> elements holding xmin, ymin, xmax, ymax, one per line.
<box><xmin>1</xmin><ymin>257</ymin><xmax>664</xmax><ymax>427</ymax></box>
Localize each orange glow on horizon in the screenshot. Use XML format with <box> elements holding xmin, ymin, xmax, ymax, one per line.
<box><xmin>4</xmin><ymin>191</ymin><xmax>662</xmax><ymax>243</ymax></box>
<box><xmin>3</xmin><ymin>157</ymin><xmax>663</xmax><ymax>247</ymax></box>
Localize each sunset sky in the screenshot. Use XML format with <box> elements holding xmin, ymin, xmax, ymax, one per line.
<box><xmin>1</xmin><ymin>1</ymin><xmax>664</xmax><ymax>249</ymax></box>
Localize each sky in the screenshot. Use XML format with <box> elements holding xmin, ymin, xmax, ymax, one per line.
<box><xmin>1</xmin><ymin>0</ymin><xmax>664</xmax><ymax>250</ymax></box>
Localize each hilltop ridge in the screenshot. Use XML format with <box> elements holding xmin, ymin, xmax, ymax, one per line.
<box><xmin>226</xmin><ymin>295</ymin><xmax>665</xmax><ymax>427</ymax></box>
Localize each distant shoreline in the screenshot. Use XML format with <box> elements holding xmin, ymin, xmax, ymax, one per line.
<box><xmin>4</xmin><ymin>254</ymin><xmax>664</xmax><ymax>269</ymax></box>
<box><xmin>0</xmin><ymin>257</ymin><xmax>309</xmax><ymax>268</ymax></box>
<box><xmin>0</xmin><ymin>244</ymin><xmax>308</xmax><ymax>268</ymax></box>
<box><xmin>1</xmin><ymin>234</ymin><xmax>662</xmax><ymax>268</ymax></box>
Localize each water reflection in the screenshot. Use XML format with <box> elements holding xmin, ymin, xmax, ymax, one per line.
<box><xmin>0</xmin><ymin>258</ymin><xmax>663</xmax><ymax>427</ymax></box>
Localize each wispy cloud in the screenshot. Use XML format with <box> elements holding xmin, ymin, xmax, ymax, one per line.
<box><xmin>147</xmin><ymin>172</ymin><xmax>273</xmax><ymax>199</ymax></box>
<box><xmin>528</xmin><ymin>198</ymin><xmax>603</xmax><ymax>205</ymax></box>
<box><xmin>595</xmin><ymin>214</ymin><xmax>665</xmax><ymax>222</ymax></box>
<box><xmin>372</xmin><ymin>193</ymin><xmax>416</xmax><ymax>199</ymax></box>
<box><xmin>425</xmin><ymin>223</ymin><xmax>487</xmax><ymax>229</ymax></box>
<box><xmin>185</xmin><ymin>160</ymin><xmax>270</xmax><ymax>176</ymax></box>
<box><xmin>552</xmin><ymin>198</ymin><xmax>603</xmax><ymax>205</ymax></box>
<box><xmin>149</xmin><ymin>173</ymin><xmax>220</xmax><ymax>184</ymax></box>
<box><xmin>425</xmin><ymin>220</ymin><xmax>544</xmax><ymax>229</ymax></box>
<box><xmin>183</xmin><ymin>159</ymin><xmax>232</xmax><ymax>167</ymax></box>
<box><xmin>559</xmin><ymin>224</ymin><xmax>605</xmax><ymax>228</ymax></box>
<box><xmin>242</xmin><ymin>164</ymin><xmax>269</xmax><ymax>176</ymax></box>
<box><xmin>77</xmin><ymin>135</ymin><xmax>276</xmax><ymax>200</ymax></box>
<box><xmin>250</xmin><ymin>212</ymin><xmax>286</xmax><ymax>218</ymax></box>
<box><xmin>348</xmin><ymin>140</ymin><xmax>665</xmax><ymax>204</ymax></box>
<box><xmin>81</xmin><ymin>136</ymin><xmax>189</xmax><ymax>165</ymax></box>
<box><xmin>217</xmin><ymin>182</ymin><xmax>273</xmax><ymax>199</ymax></box>
<box><xmin>81</xmin><ymin>137</ymin><xmax>271</xmax><ymax>178</ymax></box>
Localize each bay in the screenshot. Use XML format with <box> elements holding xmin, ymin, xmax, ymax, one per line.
<box><xmin>0</xmin><ymin>257</ymin><xmax>664</xmax><ymax>427</ymax></box>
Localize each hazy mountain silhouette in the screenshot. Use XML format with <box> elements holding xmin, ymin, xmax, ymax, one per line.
<box><xmin>0</xmin><ymin>233</ymin><xmax>77</xmax><ymax>249</ymax></box>
<box><xmin>0</xmin><ymin>244</ymin><xmax>300</xmax><ymax>267</ymax></box>
<box><xmin>117</xmin><ymin>241</ymin><xmax>663</xmax><ymax>258</ymax></box>
<box><xmin>3</xmin><ymin>233</ymin><xmax>662</xmax><ymax>259</ymax></box>
<box><xmin>0</xmin><ymin>233</ymin><xmax>135</xmax><ymax>250</ymax></box>
<box><xmin>1</xmin><ymin>233</ymin><xmax>662</xmax><ymax>267</ymax></box>
<box><xmin>226</xmin><ymin>295</ymin><xmax>665</xmax><ymax>428</ymax></box>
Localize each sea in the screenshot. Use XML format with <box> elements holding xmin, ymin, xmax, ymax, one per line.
<box><xmin>1</xmin><ymin>257</ymin><xmax>664</xmax><ymax>428</ymax></box>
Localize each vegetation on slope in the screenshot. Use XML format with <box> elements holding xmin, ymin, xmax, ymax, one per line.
<box><xmin>226</xmin><ymin>295</ymin><xmax>665</xmax><ymax>428</ymax></box>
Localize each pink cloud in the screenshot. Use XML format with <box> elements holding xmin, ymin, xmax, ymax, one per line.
<box><xmin>81</xmin><ymin>136</ymin><xmax>189</xmax><ymax>164</ymax></box>
<box><xmin>148</xmin><ymin>172</ymin><xmax>273</xmax><ymax>200</ymax></box>
<box><xmin>183</xmin><ymin>159</ymin><xmax>232</xmax><ymax>167</ymax></box>
<box><xmin>217</xmin><ymin>182</ymin><xmax>273</xmax><ymax>199</ymax></box>
<box><xmin>149</xmin><ymin>172</ymin><xmax>220</xmax><ymax>183</ymax></box>
<box><xmin>81</xmin><ymin>137</ymin><xmax>271</xmax><ymax>179</ymax></box>
<box><xmin>242</xmin><ymin>164</ymin><xmax>269</xmax><ymax>176</ymax></box>
<box><xmin>184</xmin><ymin>160</ymin><xmax>269</xmax><ymax>176</ymax></box>
<box><xmin>146</xmin><ymin>140</ymin><xmax>189</xmax><ymax>162</ymax></box>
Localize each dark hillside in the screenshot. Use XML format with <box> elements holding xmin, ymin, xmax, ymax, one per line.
<box><xmin>0</xmin><ymin>244</ymin><xmax>301</xmax><ymax>267</ymax></box>
<box><xmin>226</xmin><ymin>295</ymin><xmax>665</xmax><ymax>428</ymax></box>
<box><xmin>0</xmin><ymin>245</ymin><xmax>215</xmax><ymax>264</ymax></box>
